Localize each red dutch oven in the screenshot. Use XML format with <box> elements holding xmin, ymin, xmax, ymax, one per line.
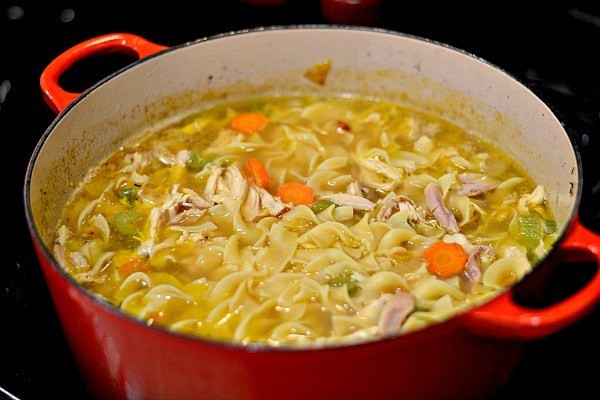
<box><xmin>25</xmin><ymin>28</ymin><xmax>600</xmax><ymax>400</ymax></box>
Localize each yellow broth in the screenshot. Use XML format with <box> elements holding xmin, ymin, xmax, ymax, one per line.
<box><xmin>54</xmin><ymin>96</ymin><xmax>557</xmax><ymax>345</ymax></box>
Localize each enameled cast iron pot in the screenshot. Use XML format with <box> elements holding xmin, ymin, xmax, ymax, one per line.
<box><xmin>25</xmin><ymin>27</ymin><xmax>600</xmax><ymax>400</ymax></box>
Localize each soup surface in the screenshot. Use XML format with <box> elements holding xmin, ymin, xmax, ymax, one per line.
<box><xmin>53</xmin><ymin>96</ymin><xmax>557</xmax><ymax>345</ymax></box>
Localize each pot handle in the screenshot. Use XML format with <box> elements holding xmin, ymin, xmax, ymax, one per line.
<box><xmin>40</xmin><ymin>33</ymin><xmax>168</xmax><ymax>114</ymax></box>
<box><xmin>463</xmin><ymin>215</ymin><xmax>600</xmax><ymax>339</ymax></box>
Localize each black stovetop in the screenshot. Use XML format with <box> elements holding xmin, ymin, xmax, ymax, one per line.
<box><xmin>2</xmin><ymin>2</ymin><xmax>599</xmax><ymax>399</ymax></box>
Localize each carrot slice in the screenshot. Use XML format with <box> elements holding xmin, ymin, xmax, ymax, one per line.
<box><xmin>245</xmin><ymin>158</ymin><xmax>270</xmax><ymax>189</ymax></box>
<box><xmin>277</xmin><ymin>182</ymin><xmax>314</xmax><ymax>206</ymax></box>
<box><xmin>423</xmin><ymin>241</ymin><xmax>468</xmax><ymax>278</ymax></box>
<box><xmin>231</xmin><ymin>112</ymin><xmax>269</xmax><ymax>134</ymax></box>
<box><xmin>119</xmin><ymin>258</ymin><xmax>149</xmax><ymax>278</ymax></box>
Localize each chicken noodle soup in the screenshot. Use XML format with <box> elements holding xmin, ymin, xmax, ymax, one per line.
<box><xmin>53</xmin><ymin>96</ymin><xmax>557</xmax><ymax>345</ymax></box>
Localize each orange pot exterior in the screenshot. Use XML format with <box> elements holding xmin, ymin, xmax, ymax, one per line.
<box><xmin>28</xmin><ymin>32</ymin><xmax>600</xmax><ymax>400</ymax></box>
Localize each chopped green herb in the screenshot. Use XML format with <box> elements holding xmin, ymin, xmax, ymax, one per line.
<box><xmin>544</xmin><ymin>220</ymin><xmax>557</xmax><ymax>234</ymax></box>
<box><xmin>310</xmin><ymin>200</ymin><xmax>334</xmax><ymax>214</ymax></box>
<box><xmin>248</xmin><ymin>101</ymin><xmax>273</xmax><ymax>116</ymax></box>
<box><xmin>347</xmin><ymin>282</ymin><xmax>360</xmax><ymax>296</ymax></box>
<box><xmin>114</xmin><ymin>211</ymin><xmax>141</xmax><ymax>236</ymax></box>
<box><xmin>329</xmin><ymin>275</ymin><xmax>360</xmax><ymax>296</ymax></box>
<box><xmin>187</xmin><ymin>151</ymin><xmax>216</xmax><ymax>171</ymax></box>
<box><xmin>515</xmin><ymin>214</ymin><xmax>543</xmax><ymax>249</ymax></box>
<box><xmin>117</xmin><ymin>188</ymin><xmax>137</xmax><ymax>204</ymax></box>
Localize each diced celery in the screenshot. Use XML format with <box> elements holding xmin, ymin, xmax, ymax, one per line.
<box><xmin>544</xmin><ymin>220</ymin><xmax>557</xmax><ymax>234</ymax></box>
<box><xmin>515</xmin><ymin>214</ymin><xmax>543</xmax><ymax>248</ymax></box>
<box><xmin>187</xmin><ymin>151</ymin><xmax>216</xmax><ymax>171</ymax></box>
<box><xmin>329</xmin><ymin>274</ymin><xmax>360</xmax><ymax>296</ymax></box>
<box><xmin>114</xmin><ymin>211</ymin><xmax>141</xmax><ymax>236</ymax></box>
<box><xmin>310</xmin><ymin>200</ymin><xmax>334</xmax><ymax>214</ymax></box>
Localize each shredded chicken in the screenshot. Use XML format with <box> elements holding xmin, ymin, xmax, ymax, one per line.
<box><xmin>56</xmin><ymin>225</ymin><xmax>70</xmax><ymax>246</ymax></box>
<box><xmin>218</xmin><ymin>165</ymin><xmax>248</xmax><ymax>202</ymax></box>
<box><xmin>137</xmin><ymin>189</ymin><xmax>183</xmax><ymax>253</ymax></box>
<box><xmin>122</xmin><ymin>151</ymin><xmax>150</xmax><ymax>172</ymax></box>
<box><xmin>378</xmin><ymin>292</ymin><xmax>415</xmax><ymax>333</ymax></box>
<box><xmin>181</xmin><ymin>188</ymin><xmax>213</xmax><ymax>209</ymax></box>
<box><xmin>124</xmin><ymin>151</ymin><xmax>148</xmax><ymax>166</ymax></box>
<box><xmin>139</xmin><ymin>186</ymin><xmax>184</xmax><ymax>252</ymax></box>
<box><xmin>320</xmin><ymin>193</ymin><xmax>375</xmax><ymax>211</ymax></box>
<box><xmin>139</xmin><ymin>163</ymin><xmax>290</xmax><ymax>254</ymax></box>
<box><xmin>54</xmin><ymin>244</ymin><xmax>67</xmax><ymax>267</ymax></box>
<box><xmin>518</xmin><ymin>185</ymin><xmax>546</xmax><ymax>213</ymax></box>
<box><xmin>377</xmin><ymin>193</ymin><xmax>423</xmax><ymax>223</ymax></box>
<box><xmin>346</xmin><ymin>181</ymin><xmax>367</xmax><ymax>197</ymax></box>
<box><xmin>361</xmin><ymin>158</ymin><xmax>403</xmax><ymax>181</ymax></box>
<box><xmin>425</xmin><ymin>183</ymin><xmax>459</xmax><ymax>233</ymax></box>
<box><xmin>456</xmin><ymin>173</ymin><xmax>498</xmax><ymax>196</ymax></box>
<box><xmin>131</xmin><ymin>171</ymin><xmax>150</xmax><ymax>186</ymax></box>
<box><xmin>153</xmin><ymin>145</ymin><xmax>176</xmax><ymax>165</ymax></box>
<box><xmin>460</xmin><ymin>245</ymin><xmax>495</xmax><ymax>292</ymax></box>
<box><xmin>157</xmin><ymin>187</ymin><xmax>212</xmax><ymax>226</ymax></box>
<box><xmin>137</xmin><ymin>239</ymin><xmax>154</xmax><ymax>258</ymax></box>
<box><xmin>175</xmin><ymin>150</ymin><xmax>191</xmax><ymax>167</ymax></box>
<box><xmin>256</xmin><ymin>186</ymin><xmax>290</xmax><ymax>217</ymax></box>
<box><xmin>204</xmin><ymin>165</ymin><xmax>223</xmax><ymax>197</ymax></box>
<box><xmin>165</xmin><ymin>185</ymin><xmax>184</xmax><ymax>209</ymax></box>
<box><xmin>69</xmin><ymin>251</ymin><xmax>88</xmax><ymax>270</ymax></box>
<box><xmin>168</xmin><ymin>208</ymin><xmax>206</xmax><ymax>226</ymax></box>
<box><xmin>147</xmin><ymin>208</ymin><xmax>163</xmax><ymax>239</ymax></box>
<box><xmin>242</xmin><ymin>185</ymin><xmax>261</xmax><ymax>221</ymax></box>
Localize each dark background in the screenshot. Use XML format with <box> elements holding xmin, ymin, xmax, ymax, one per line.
<box><xmin>2</xmin><ymin>1</ymin><xmax>599</xmax><ymax>399</ymax></box>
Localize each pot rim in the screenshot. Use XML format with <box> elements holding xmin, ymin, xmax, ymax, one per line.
<box><xmin>23</xmin><ymin>24</ymin><xmax>584</xmax><ymax>353</ymax></box>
